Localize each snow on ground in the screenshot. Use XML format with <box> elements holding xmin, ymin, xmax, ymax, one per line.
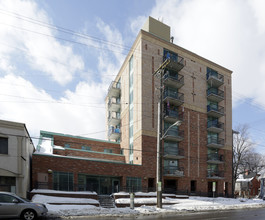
<box><xmin>31</xmin><ymin>194</ymin><xmax>265</xmax><ymax>217</ymax></box>
<box><xmin>31</xmin><ymin>189</ymin><xmax>97</xmax><ymax>195</ymax></box>
<box><xmin>33</xmin><ymin>194</ymin><xmax>99</xmax><ymax>204</ymax></box>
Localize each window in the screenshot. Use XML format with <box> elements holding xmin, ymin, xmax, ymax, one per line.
<box><xmin>0</xmin><ymin>137</ymin><xmax>8</xmax><ymax>154</ymax></box>
<box><xmin>64</xmin><ymin>143</ymin><xmax>70</xmax><ymax>148</ymax></box>
<box><xmin>0</xmin><ymin>176</ymin><xmax>15</xmax><ymax>192</ymax></box>
<box><xmin>104</xmin><ymin>149</ymin><xmax>113</xmax><ymax>153</ymax></box>
<box><xmin>81</xmin><ymin>146</ymin><xmax>91</xmax><ymax>151</ymax></box>
<box><xmin>53</xmin><ymin>171</ymin><xmax>73</xmax><ymax>191</ymax></box>
<box><xmin>126</xmin><ymin>177</ymin><xmax>141</xmax><ymax>192</ymax></box>
<box><xmin>0</xmin><ymin>194</ymin><xmax>19</xmax><ymax>203</ymax></box>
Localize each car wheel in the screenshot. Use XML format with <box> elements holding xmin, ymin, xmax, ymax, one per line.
<box><xmin>21</xmin><ymin>209</ymin><xmax>37</xmax><ymax>220</ymax></box>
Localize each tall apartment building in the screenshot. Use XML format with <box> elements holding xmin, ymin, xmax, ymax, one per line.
<box><xmin>106</xmin><ymin>16</ymin><xmax>232</xmax><ymax>196</ymax></box>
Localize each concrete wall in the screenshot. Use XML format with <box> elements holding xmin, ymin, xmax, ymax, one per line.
<box><xmin>0</xmin><ymin>120</ymin><xmax>34</xmax><ymax>198</ymax></box>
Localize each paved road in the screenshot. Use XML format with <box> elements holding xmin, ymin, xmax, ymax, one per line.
<box><xmin>57</xmin><ymin>208</ymin><xmax>265</xmax><ymax>220</ymax></box>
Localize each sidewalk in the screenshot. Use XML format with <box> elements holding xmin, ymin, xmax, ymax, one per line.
<box><xmin>32</xmin><ymin>194</ymin><xmax>265</xmax><ymax>218</ymax></box>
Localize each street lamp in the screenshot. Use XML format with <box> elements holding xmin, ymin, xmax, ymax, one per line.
<box><xmin>161</xmin><ymin>120</ymin><xmax>182</xmax><ymax>139</ymax></box>
<box><xmin>156</xmin><ymin>101</ymin><xmax>182</xmax><ymax>208</ymax></box>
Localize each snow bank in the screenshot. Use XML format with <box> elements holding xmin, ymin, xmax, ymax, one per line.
<box><xmin>31</xmin><ymin>189</ymin><xmax>97</xmax><ymax>195</ymax></box>
<box><xmin>31</xmin><ymin>193</ymin><xmax>265</xmax><ymax>217</ymax></box>
<box><xmin>32</xmin><ymin>194</ymin><xmax>99</xmax><ymax>204</ymax></box>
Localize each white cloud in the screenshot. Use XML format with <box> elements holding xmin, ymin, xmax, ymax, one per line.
<box><xmin>130</xmin><ymin>15</ymin><xmax>147</xmax><ymax>38</ymax></box>
<box><xmin>0</xmin><ymin>0</ymin><xmax>84</xmax><ymax>85</ymax></box>
<box><xmin>0</xmin><ymin>0</ymin><xmax>130</xmax><ymax>144</ymax></box>
<box><xmin>0</xmin><ymin>74</ymin><xmax>107</xmax><ymax>143</ymax></box>
<box><xmin>146</xmin><ymin>0</ymin><xmax>265</xmax><ymax>108</ymax></box>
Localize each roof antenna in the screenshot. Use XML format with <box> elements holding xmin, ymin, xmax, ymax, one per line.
<box><xmin>171</xmin><ymin>36</ymin><xmax>174</xmax><ymax>43</ymax></box>
<box><xmin>158</xmin><ymin>16</ymin><xmax>164</xmax><ymax>23</ymax></box>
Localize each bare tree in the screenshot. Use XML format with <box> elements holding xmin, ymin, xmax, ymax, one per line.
<box><xmin>243</xmin><ymin>151</ymin><xmax>265</xmax><ymax>174</ymax></box>
<box><xmin>233</xmin><ymin>124</ymin><xmax>255</xmax><ymax>182</ymax></box>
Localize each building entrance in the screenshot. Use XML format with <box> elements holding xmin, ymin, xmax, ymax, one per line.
<box><xmin>164</xmin><ymin>179</ymin><xmax>177</xmax><ymax>194</ymax></box>
<box><xmin>208</xmin><ymin>181</ymin><xmax>218</xmax><ymax>197</ymax></box>
<box><xmin>80</xmin><ymin>175</ymin><xmax>120</xmax><ymax>195</ymax></box>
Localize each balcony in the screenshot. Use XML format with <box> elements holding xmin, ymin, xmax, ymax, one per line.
<box><xmin>163</xmin><ymin>90</ymin><xmax>184</xmax><ymax>106</ymax></box>
<box><xmin>108</xmin><ymin>99</ymin><xmax>121</xmax><ymax>112</ymax></box>
<box><xmin>163</xmin><ymin>71</ymin><xmax>184</xmax><ymax>89</ymax></box>
<box><xmin>164</xmin><ymin>147</ymin><xmax>184</xmax><ymax>159</ymax></box>
<box><xmin>108</xmin><ymin>127</ymin><xmax>121</xmax><ymax>140</ymax></box>
<box><xmin>108</xmin><ymin>115</ymin><xmax>121</xmax><ymax>126</ymax></box>
<box><xmin>207</xmin><ymin>104</ymin><xmax>224</xmax><ymax>118</ymax></box>
<box><xmin>163</xmin><ymin>128</ymin><xmax>184</xmax><ymax>142</ymax></box>
<box><xmin>207</xmin><ymin>153</ymin><xmax>224</xmax><ymax>164</ymax></box>
<box><xmin>164</xmin><ymin>166</ymin><xmax>184</xmax><ymax>177</ymax></box>
<box><xmin>164</xmin><ymin>109</ymin><xmax>184</xmax><ymax>124</ymax></box>
<box><xmin>207</xmin><ymin>71</ymin><xmax>224</xmax><ymax>87</ymax></box>
<box><xmin>207</xmin><ymin>137</ymin><xmax>224</xmax><ymax>149</ymax></box>
<box><xmin>163</xmin><ymin>54</ymin><xmax>185</xmax><ymax>72</ymax></box>
<box><xmin>207</xmin><ymin>121</ymin><xmax>224</xmax><ymax>133</ymax></box>
<box><xmin>207</xmin><ymin>88</ymin><xmax>224</xmax><ymax>102</ymax></box>
<box><xmin>107</xmin><ymin>81</ymin><xmax>121</xmax><ymax>98</ymax></box>
<box><xmin>207</xmin><ymin>169</ymin><xmax>224</xmax><ymax>179</ymax></box>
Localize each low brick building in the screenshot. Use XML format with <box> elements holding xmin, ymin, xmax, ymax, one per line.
<box><xmin>32</xmin><ymin>131</ymin><xmax>156</xmax><ymax>195</ymax></box>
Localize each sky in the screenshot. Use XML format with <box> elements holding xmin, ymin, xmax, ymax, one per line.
<box><xmin>1</xmin><ymin>0</ymin><xmax>265</xmax><ymax>153</ymax></box>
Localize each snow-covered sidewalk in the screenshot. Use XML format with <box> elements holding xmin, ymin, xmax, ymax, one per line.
<box><xmin>32</xmin><ymin>194</ymin><xmax>265</xmax><ymax>218</ymax></box>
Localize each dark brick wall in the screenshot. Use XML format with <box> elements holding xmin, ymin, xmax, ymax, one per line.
<box><xmin>33</xmin><ymin>107</ymin><xmax>232</xmax><ymax>196</ymax></box>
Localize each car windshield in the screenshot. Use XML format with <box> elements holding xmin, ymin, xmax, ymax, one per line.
<box><xmin>21</xmin><ymin>197</ymin><xmax>30</xmax><ymax>202</ymax></box>
<box><xmin>16</xmin><ymin>195</ymin><xmax>30</xmax><ymax>202</ymax></box>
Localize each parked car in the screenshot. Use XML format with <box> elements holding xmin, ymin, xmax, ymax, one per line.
<box><xmin>0</xmin><ymin>191</ymin><xmax>48</xmax><ymax>220</ymax></box>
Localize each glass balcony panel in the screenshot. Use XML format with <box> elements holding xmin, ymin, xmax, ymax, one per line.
<box><xmin>207</xmin><ymin>136</ymin><xmax>224</xmax><ymax>149</ymax></box>
<box><xmin>107</xmin><ymin>81</ymin><xmax>121</xmax><ymax>97</ymax></box>
<box><xmin>163</xmin><ymin>53</ymin><xmax>184</xmax><ymax>72</ymax></box>
<box><xmin>108</xmin><ymin>99</ymin><xmax>121</xmax><ymax>112</ymax></box>
<box><xmin>164</xmin><ymin>89</ymin><xmax>184</xmax><ymax>106</ymax></box>
<box><xmin>207</xmin><ymin>169</ymin><xmax>224</xmax><ymax>179</ymax></box>
<box><xmin>164</xmin><ymin>166</ymin><xmax>184</xmax><ymax>177</ymax></box>
<box><xmin>163</xmin><ymin>128</ymin><xmax>184</xmax><ymax>142</ymax></box>
<box><xmin>207</xmin><ymin>70</ymin><xmax>224</xmax><ymax>87</ymax></box>
<box><xmin>207</xmin><ymin>120</ymin><xmax>224</xmax><ymax>133</ymax></box>
<box><xmin>164</xmin><ymin>109</ymin><xmax>184</xmax><ymax>123</ymax></box>
<box><xmin>164</xmin><ymin>147</ymin><xmax>184</xmax><ymax>159</ymax></box>
<box><xmin>207</xmin><ymin>153</ymin><xmax>224</xmax><ymax>164</ymax></box>
<box><xmin>108</xmin><ymin>115</ymin><xmax>121</xmax><ymax>126</ymax></box>
<box><xmin>207</xmin><ymin>88</ymin><xmax>224</xmax><ymax>102</ymax></box>
<box><xmin>108</xmin><ymin>127</ymin><xmax>121</xmax><ymax>140</ymax></box>
<box><xmin>207</xmin><ymin>104</ymin><xmax>224</xmax><ymax>118</ymax></box>
<box><xmin>163</xmin><ymin>71</ymin><xmax>184</xmax><ymax>89</ymax></box>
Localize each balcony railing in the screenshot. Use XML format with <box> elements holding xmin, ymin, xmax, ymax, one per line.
<box><xmin>207</xmin><ymin>121</ymin><xmax>224</xmax><ymax>133</ymax></box>
<box><xmin>164</xmin><ymin>109</ymin><xmax>184</xmax><ymax>123</ymax></box>
<box><xmin>108</xmin><ymin>115</ymin><xmax>121</xmax><ymax>126</ymax></box>
<box><xmin>164</xmin><ymin>166</ymin><xmax>184</xmax><ymax>177</ymax></box>
<box><xmin>207</xmin><ymin>169</ymin><xmax>224</xmax><ymax>179</ymax></box>
<box><xmin>163</xmin><ymin>71</ymin><xmax>184</xmax><ymax>89</ymax></box>
<box><xmin>207</xmin><ymin>104</ymin><xmax>224</xmax><ymax>118</ymax></box>
<box><xmin>107</xmin><ymin>81</ymin><xmax>121</xmax><ymax>98</ymax></box>
<box><xmin>163</xmin><ymin>54</ymin><xmax>185</xmax><ymax>72</ymax></box>
<box><xmin>207</xmin><ymin>71</ymin><xmax>224</xmax><ymax>87</ymax></box>
<box><xmin>163</xmin><ymin>90</ymin><xmax>184</xmax><ymax>106</ymax></box>
<box><xmin>207</xmin><ymin>88</ymin><xmax>224</xmax><ymax>102</ymax></box>
<box><xmin>108</xmin><ymin>99</ymin><xmax>121</xmax><ymax>112</ymax></box>
<box><xmin>164</xmin><ymin>147</ymin><xmax>184</xmax><ymax>159</ymax></box>
<box><xmin>108</xmin><ymin>127</ymin><xmax>121</xmax><ymax>140</ymax></box>
<box><xmin>207</xmin><ymin>136</ymin><xmax>224</xmax><ymax>149</ymax></box>
<box><xmin>163</xmin><ymin>128</ymin><xmax>184</xmax><ymax>142</ymax></box>
<box><xmin>207</xmin><ymin>153</ymin><xmax>224</xmax><ymax>164</ymax></box>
